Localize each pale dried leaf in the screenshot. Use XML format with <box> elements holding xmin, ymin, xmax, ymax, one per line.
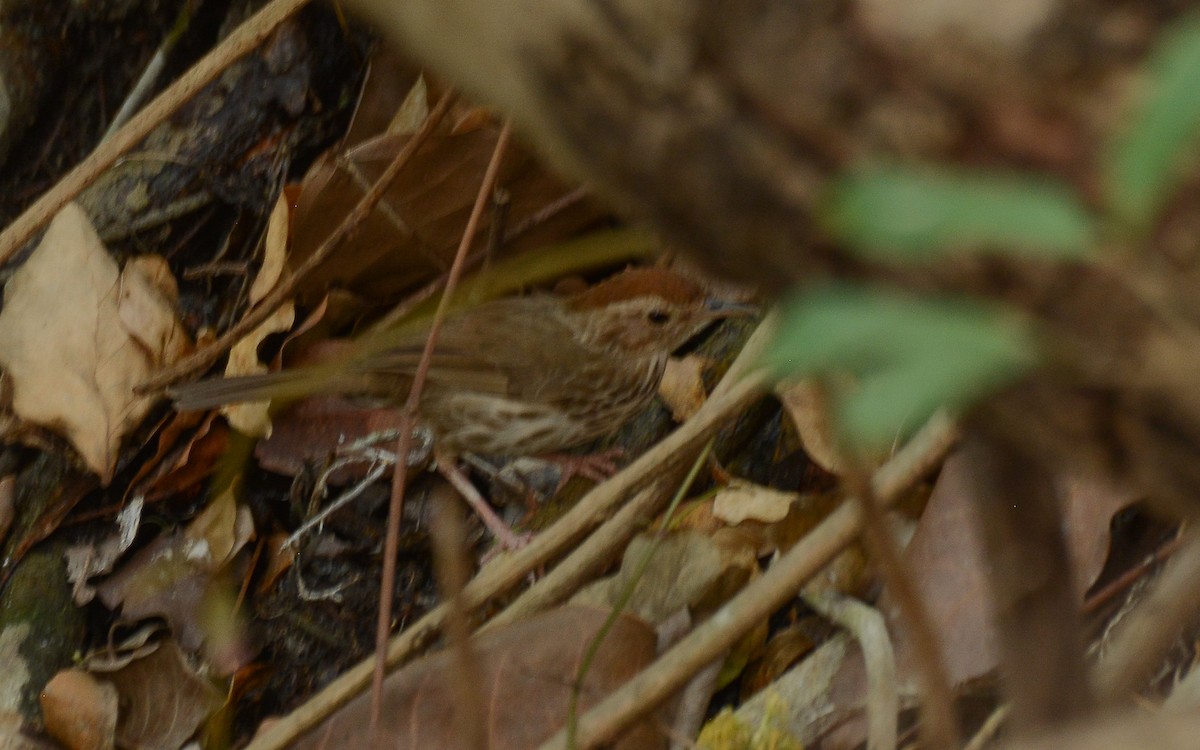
<box><xmin>40</xmin><ymin>670</ymin><xmax>117</xmax><ymax>750</ymax></box>
<box><xmin>776</xmin><ymin>380</ymin><xmax>846</xmax><ymax>474</ymax></box>
<box><xmin>223</xmin><ymin>194</ymin><xmax>296</xmax><ymax>436</ymax></box>
<box><xmin>713</xmin><ymin>480</ymin><xmax>798</xmax><ymax>525</ymax></box>
<box><xmin>118</xmin><ymin>256</ymin><xmax>191</xmax><ymax>366</ymax></box>
<box><xmin>221</xmin><ymin>303</ymin><xmax>294</xmax><ymax>437</ymax></box>
<box><xmin>659</xmin><ymin>355</ymin><xmax>708</xmax><ymax>421</ymax></box>
<box><xmin>0</xmin><ymin>204</ymin><xmax>189</xmax><ymax>482</ymax></box>
<box><xmin>185</xmin><ymin>484</ymin><xmax>255</xmax><ymax>568</ymax></box>
<box><xmin>249</xmin><ymin>194</ymin><xmax>290</xmax><ymax>305</ymax></box>
<box><xmin>389</xmin><ymin>75</ymin><xmax>429</xmax><ymax>135</ymax></box>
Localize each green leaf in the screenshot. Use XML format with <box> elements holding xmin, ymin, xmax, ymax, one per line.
<box><xmin>1107</xmin><ymin>16</ymin><xmax>1200</xmax><ymax>225</ymax></box>
<box><xmin>765</xmin><ymin>285</ymin><xmax>1037</xmax><ymax>447</ymax></box>
<box><xmin>823</xmin><ymin>167</ymin><xmax>1095</xmax><ymax>262</ymax></box>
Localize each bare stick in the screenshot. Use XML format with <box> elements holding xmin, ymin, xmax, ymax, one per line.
<box><xmin>532</xmin><ymin>412</ymin><xmax>958</xmax><ymax>750</ymax></box>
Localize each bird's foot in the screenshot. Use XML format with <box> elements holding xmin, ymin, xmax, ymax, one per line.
<box><xmin>538</xmin><ymin>447</ymin><xmax>626</xmax><ymax>490</ymax></box>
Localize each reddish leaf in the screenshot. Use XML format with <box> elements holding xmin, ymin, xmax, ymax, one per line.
<box><xmin>291</xmin><ymin>605</ymin><xmax>662</xmax><ymax>750</ymax></box>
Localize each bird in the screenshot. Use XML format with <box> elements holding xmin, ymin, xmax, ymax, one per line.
<box><xmin>172</xmin><ymin>267</ymin><xmax>747</xmax><ymax>545</ymax></box>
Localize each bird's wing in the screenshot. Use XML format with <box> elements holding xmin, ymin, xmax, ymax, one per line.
<box><xmin>362</xmin><ymin>296</ymin><xmax>599</xmax><ymax>401</ymax></box>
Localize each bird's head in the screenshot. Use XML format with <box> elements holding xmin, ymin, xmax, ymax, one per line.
<box><xmin>565</xmin><ymin>268</ymin><xmax>750</xmax><ymax>356</ymax></box>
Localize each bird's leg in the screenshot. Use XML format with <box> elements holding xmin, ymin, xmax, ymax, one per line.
<box><xmin>434</xmin><ymin>450</ymin><xmax>530</xmax><ymax>550</ymax></box>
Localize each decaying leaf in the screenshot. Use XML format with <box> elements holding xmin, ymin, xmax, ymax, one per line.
<box><xmin>291</xmin><ymin>605</ymin><xmax>660</xmax><ymax>750</ymax></box>
<box><xmin>0</xmin><ymin>204</ymin><xmax>191</xmax><ymax>482</ymax></box>
<box><xmin>65</xmin><ymin>496</ymin><xmax>144</xmax><ymax>605</ymax></box>
<box><xmin>80</xmin><ymin>639</ymin><xmax>223</xmax><ymax>750</ymax></box>
<box><xmin>573</xmin><ymin>531</ymin><xmax>758</xmax><ymax>626</ymax></box>
<box><xmin>95</xmin><ymin>486</ymin><xmax>254</xmax><ymax>651</ymax></box>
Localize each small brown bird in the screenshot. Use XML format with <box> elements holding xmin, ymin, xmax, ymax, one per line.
<box><xmin>173</xmin><ymin>268</ymin><xmax>745</xmax><ymax>544</ymax></box>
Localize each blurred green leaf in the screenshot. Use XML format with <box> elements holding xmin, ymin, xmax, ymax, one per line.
<box><xmin>765</xmin><ymin>285</ymin><xmax>1037</xmax><ymax>447</ymax></box>
<box><xmin>823</xmin><ymin>167</ymin><xmax>1095</xmax><ymax>261</ymax></box>
<box><xmin>1107</xmin><ymin>16</ymin><xmax>1200</xmax><ymax>225</ymax></box>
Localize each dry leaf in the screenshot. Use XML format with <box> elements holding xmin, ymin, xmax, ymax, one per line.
<box><xmin>224</xmin><ymin>194</ymin><xmax>296</xmax><ymax>437</ymax></box>
<box><xmin>658</xmin><ymin>355</ymin><xmax>708</xmax><ymax>421</ymax></box>
<box><xmin>254</xmin><ymin>397</ymin><xmax>415</xmax><ymax>480</ymax></box>
<box><xmin>776</xmin><ymin>380</ymin><xmax>847</xmax><ymax>475</ymax></box>
<box><xmin>712</xmin><ymin>480</ymin><xmax>798</xmax><ymax>525</ymax></box>
<box><xmin>85</xmin><ymin>640</ymin><xmax>223</xmax><ymax>750</ymax></box>
<box><xmin>0</xmin><ymin>204</ymin><xmax>190</xmax><ymax>482</ymax></box>
<box><xmin>65</xmin><ymin>496</ymin><xmax>143</xmax><ymax>605</ymax></box>
<box><xmin>289</xmin><ymin>127</ymin><xmax>602</xmax><ymax>308</ymax></box>
<box><xmin>118</xmin><ymin>256</ymin><xmax>191</xmax><ymax>366</ymax></box>
<box><xmin>95</xmin><ymin>488</ymin><xmax>253</xmax><ymax>651</ymax></box>
<box><xmin>388</xmin><ymin>74</ymin><xmax>429</xmax><ymax>135</ymax></box>
<box><xmin>185</xmin><ymin>482</ymin><xmax>255</xmax><ymax>568</ymax></box>
<box><xmin>40</xmin><ymin>670</ymin><xmax>118</xmax><ymax>750</ymax></box>
<box><xmin>573</xmin><ymin>531</ymin><xmax>757</xmax><ymax>626</ymax></box>
<box><xmin>291</xmin><ymin>605</ymin><xmax>659</xmax><ymax>750</ymax></box>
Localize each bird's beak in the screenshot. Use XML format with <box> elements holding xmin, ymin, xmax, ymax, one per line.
<box><xmin>702</xmin><ymin>298</ymin><xmax>758</xmax><ymax>319</ymax></box>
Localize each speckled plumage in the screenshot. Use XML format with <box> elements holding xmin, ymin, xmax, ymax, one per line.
<box><xmin>173</xmin><ymin>268</ymin><xmax>733</xmax><ymax>457</ymax></box>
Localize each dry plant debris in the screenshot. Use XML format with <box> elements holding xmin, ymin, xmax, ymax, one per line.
<box><xmin>4</xmin><ymin>3</ymin><xmax>1200</xmax><ymax>750</ymax></box>
<box><xmin>0</xmin><ymin>204</ymin><xmax>190</xmax><ymax>482</ymax></box>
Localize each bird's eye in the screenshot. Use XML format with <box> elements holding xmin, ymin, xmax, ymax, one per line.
<box><xmin>647</xmin><ymin>309</ymin><xmax>671</xmax><ymax>325</ymax></box>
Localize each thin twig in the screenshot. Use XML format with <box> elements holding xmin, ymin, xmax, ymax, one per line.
<box><xmin>369</xmin><ymin>122</ymin><xmax>512</xmax><ymax>729</ymax></box>
<box><xmin>844</xmin><ymin>466</ymin><xmax>961</xmax><ymax>750</ymax></box>
<box><xmin>533</xmin><ymin>412</ymin><xmax>958</xmax><ymax>750</ymax></box>
<box><xmin>138</xmin><ymin>91</ymin><xmax>458</xmax><ymax>393</ymax></box>
<box><xmin>0</xmin><ymin>0</ymin><xmax>313</xmax><ymax>264</ymax></box>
